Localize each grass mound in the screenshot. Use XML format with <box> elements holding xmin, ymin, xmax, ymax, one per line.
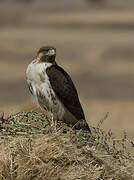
<box><xmin>0</xmin><ymin>111</ymin><xmax>134</xmax><ymax>180</ymax></box>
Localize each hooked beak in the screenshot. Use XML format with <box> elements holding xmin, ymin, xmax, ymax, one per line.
<box><xmin>47</xmin><ymin>49</ymin><xmax>56</xmax><ymax>56</ymax></box>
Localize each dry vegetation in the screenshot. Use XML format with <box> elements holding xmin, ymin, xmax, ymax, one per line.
<box><xmin>1</xmin><ymin>2</ymin><xmax>134</xmax><ymax>139</ymax></box>
<box><xmin>0</xmin><ymin>2</ymin><xmax>134</xmax><ymax>179</ymax></box>
<box><xmin>0</xmin><ymin>111</ymin><xmax>133</xmax><ymax>180</ymax></box>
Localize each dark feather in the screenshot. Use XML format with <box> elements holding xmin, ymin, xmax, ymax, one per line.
<box><xmin>27</xmin><ymin>82</ymin><xmax>33</xmax><ymax>95</ymax></box>
<box><xmin>46</xmin><ymin>65</ymin><xmax>85</xmax><ymax>120</ymax></box>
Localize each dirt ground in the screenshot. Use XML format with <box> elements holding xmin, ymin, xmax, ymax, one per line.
<box><xmin>0</xmin><ymin>1</ymin><xmax>134</xmax><ymax>141</ymax></box>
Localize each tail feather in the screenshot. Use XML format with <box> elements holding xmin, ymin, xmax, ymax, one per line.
<box><xmin>72</xmin><ymin>119</ymin><xmax>91</xmax><ymax>133</ymax></box>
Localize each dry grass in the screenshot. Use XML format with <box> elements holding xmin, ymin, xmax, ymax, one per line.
<box><xmin>1</xmin><ymin>3</ymin><xmax>134</xmax><ymax>139</ymax></box>
<box><xmin>0</xmin><ymin>2</ymin><xmax>134</xmax><ymax>179</ymax></box>
<box><xmin>0</xmin><ymin>111</ymin><xmax>133</xmax><ymax>180</ymax></box>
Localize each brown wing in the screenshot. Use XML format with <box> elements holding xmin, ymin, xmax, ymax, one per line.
<box><xmin>46</xmin><ymin>65</ymin><xmax>85</xmax><ymax>120</ymax></box>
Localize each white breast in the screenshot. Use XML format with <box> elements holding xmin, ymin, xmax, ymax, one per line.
<box><xmin>26</xmin><ymin>59</ymin><xmax>65</xmax><ymax>120</ymax></box>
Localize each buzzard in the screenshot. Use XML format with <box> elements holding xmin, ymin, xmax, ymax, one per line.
<box><xmin>26</xmin><ymin>46</ymin><xmax>91</xmax><ymax>132</ymax></box>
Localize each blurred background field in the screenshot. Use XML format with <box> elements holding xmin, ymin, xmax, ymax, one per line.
<box><xmin>0</xmin><ymin>0</ymin><xmax>134</xmax><ymax>139</ymax></box>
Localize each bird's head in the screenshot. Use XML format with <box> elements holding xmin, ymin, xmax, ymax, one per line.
<box><xmin>37</xmin><ymin>46</ymin><xmax>56</xmax><ymax>64</ymax></box>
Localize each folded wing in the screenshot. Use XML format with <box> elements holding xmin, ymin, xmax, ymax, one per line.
<box><xmin>46</xmin><ymin>65</ymin><xmax>85</xmax><ymax>120</ymax></box>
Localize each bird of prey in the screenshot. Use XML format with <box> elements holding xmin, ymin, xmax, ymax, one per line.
<box><xmin>26</xmin><ymin>46</ymin><xmax>91</xmax><ymax>132</ymax></box>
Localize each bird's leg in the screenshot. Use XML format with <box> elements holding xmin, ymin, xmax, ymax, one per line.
<box><xmin>51</xmin><ymin>115</ymin><xmax>54</xmax><ymax>126</ymax></box>
<box><xmin>50</xmin><ymin>114</ymin><xmax>57</xmax><ymax>131</ymax></box>
<box><xmin>54</xmin><ymin>119</ymin><xmax>57</xmax><ymax>131</ymax></box>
